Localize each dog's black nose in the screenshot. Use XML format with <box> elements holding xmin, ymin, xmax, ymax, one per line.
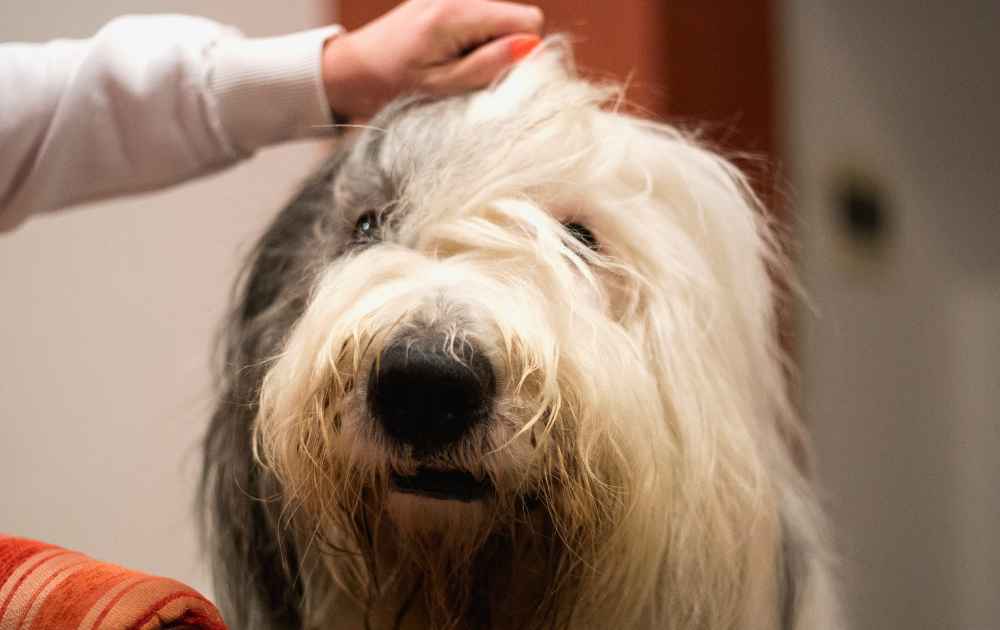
<box><xmin>369</xmin><ymin>337</ymin><xmax>495</xmax><ymax>452</ymax></box>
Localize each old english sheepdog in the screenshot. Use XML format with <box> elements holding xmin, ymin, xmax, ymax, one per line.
<box><xmin>202</xmin><ymin>42</ymin><xmax>840</xmax><ymax>630</ymax></box>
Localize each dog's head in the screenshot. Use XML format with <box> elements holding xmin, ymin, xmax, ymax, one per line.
<box><xmin>203</xmin><ymin>42</ymin><xmax>829</xmax><ymax>630</ymax></box>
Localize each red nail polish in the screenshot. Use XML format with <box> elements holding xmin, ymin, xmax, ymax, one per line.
<box><xmin>510</xmin><ymin>35</ymin><xmax>541</xmax><ymax>61</ymax></box>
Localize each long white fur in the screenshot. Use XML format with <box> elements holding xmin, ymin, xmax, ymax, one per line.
<box><xmin>252</xmin><ymin>40</ymin><xmax>840</xmax><ymax>630</ymax></box>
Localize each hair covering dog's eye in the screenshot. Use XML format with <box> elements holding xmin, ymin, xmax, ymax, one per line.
<box><xmin>564</xmin><ymin>222</ymin><xmax>598</xmax><ymax>251</ymax></box>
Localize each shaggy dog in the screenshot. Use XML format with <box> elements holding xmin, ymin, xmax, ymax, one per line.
<box><xmin>202</xmin><ymin>43</ymin><xmax>840</xmax><ymax>630</ymax></box>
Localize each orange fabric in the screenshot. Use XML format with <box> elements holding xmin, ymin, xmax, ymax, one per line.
<box><xmin>0</xmin><ymin>535</ymin><xmax>226</xmax><ymax>630</ymax></box>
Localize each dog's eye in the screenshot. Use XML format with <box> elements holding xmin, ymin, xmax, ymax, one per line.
<box><xmin>564</xmin><ymin>222</ymin><xmax>598</xmax><ymax>251</ymax></box>
<box><xmin>353</xmin><ymin>211</ymin><xmax>380</xmax><ymax>242</ymax></box>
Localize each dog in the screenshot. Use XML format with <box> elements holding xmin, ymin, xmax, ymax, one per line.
<box><xmin>201</xmin><ymin>41</ymin><xmax>841</xmax><ymax>630</ymax></box>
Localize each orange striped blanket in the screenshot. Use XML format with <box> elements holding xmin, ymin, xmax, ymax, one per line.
<box><xmin>0</xmin><ymin>536</ymin><xmax>226</xmax><ymax>630</ymax></box>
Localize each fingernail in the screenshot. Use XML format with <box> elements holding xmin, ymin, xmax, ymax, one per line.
<box><xmin>510</xmin><ymin>34</ymin><xmax>541</xmax><ymax>61</ymax></box>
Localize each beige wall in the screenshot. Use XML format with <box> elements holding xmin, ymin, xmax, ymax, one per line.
<box><xmin>0</xmin><ymin>0</ymin><xmax>331</xmax><ymax>595</ymax></box>
<box><xmin>783</xmin><ymin>1</ymin><xmax>1000</xmax><ymax>628</ymax></box>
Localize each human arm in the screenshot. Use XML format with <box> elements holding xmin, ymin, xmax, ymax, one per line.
<box><xmin>0</xmin><ymin>15</ymin><xmax>339</xmax><ymax>231</ymax></box>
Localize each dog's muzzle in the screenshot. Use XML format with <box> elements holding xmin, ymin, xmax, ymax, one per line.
<box><xmin>368</xmin><ymin>334</ymin><xmax>495</xmax><ymax>455</ymax></box>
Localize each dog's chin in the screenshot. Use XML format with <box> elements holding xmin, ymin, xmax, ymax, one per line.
<box><xmin>385</xmin><ymin>478</ymin><xmax>493</xmax><ymax>536</ymax></box>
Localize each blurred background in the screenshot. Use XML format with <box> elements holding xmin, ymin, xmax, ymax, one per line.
<box><xmin>1</xmin><ymin>1</ymin><xmax>997</xmax><ymax>628</ymax></box>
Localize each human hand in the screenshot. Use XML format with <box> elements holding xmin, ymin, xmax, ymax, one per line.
<box><xmin>321</xmin><ymin>0</ymin><xmax>543</xmax><ymax>121</ymax></box>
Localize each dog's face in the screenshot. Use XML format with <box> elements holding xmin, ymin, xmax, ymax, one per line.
<box><xmin>204</xmin><ymin>45</ymin><xmax>834</xmax><ymax>630</ymax></box>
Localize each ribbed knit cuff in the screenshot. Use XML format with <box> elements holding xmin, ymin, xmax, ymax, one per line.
<box><xmin>207</xmin><ymin>25</ymin><xmax>343</xmax><ymax>154</ymax></box>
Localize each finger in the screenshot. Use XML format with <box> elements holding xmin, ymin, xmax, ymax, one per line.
<box><xmin>479</xmin><ymin>1</ymin><xmax>545</xmax><ymax>35</ymax></box>
<box><xmin>424</xmin><ymin>33</ymin><xmax>540</xmax><ymax>94</ymax></box>
<box><xmin>445</xmin><ymin>2</ymin><xmax>544</xmax><ymax>50</ymax></box>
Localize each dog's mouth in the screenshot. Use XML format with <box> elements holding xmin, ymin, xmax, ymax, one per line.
<box><xmin>390</xmin><ymin>468</ymin><xmax>492</xmax><ymax>502</ymax></box>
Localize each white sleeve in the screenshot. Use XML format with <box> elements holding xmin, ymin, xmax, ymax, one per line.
<box><xmin>0</xmin><ymin>14</ymin><xmax>342</xmax><ymax>232</ymax></box>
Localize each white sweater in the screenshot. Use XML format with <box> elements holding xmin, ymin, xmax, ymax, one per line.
<box><xmin>0</xmin><ymin>15</ymin><xmax>342</xmax><ymax>232</ymax></box>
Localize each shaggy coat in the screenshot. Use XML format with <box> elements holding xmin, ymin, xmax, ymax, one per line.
<box><xmin>201</xmin><ymin>42</ymin><xmax>840</xmax><ymax>630</ymax></box>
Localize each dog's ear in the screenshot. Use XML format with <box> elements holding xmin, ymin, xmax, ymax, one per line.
<box><xmin>200</xmin><ymin>151</ymin><xmax>350</xmax><ymax>629</ymax></box>
<box><xmin>202</xmin><ymin>295</ymin><xmax>307</xmax><ymax>629</ymax></box>
<box><xmin>202</xmin><ymin>393</ymin><xmax>302</xmax><ymax>630</ymax></box>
